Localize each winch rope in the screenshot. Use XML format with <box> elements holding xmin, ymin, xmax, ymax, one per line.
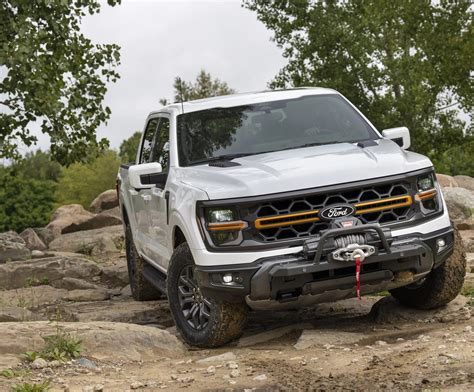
<box><xmin>355</xmin><ymin>255</ymin><xmax>361</xmax><ymax>300</ymax></box>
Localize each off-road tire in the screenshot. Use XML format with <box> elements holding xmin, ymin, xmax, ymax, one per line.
<box><xmin>390</xmin><ymin>228</ymin><xmax>466</xmax><ymax>309</ymax></box>
<box><xmin>125</xmin><ymin>224</ymin><xmax>162</xmax><ymax>301</ymax></box>
<box><xmin>167</xmin><ymin>242</ymin><xmax>248</xmax><ymax>347</ymax></box>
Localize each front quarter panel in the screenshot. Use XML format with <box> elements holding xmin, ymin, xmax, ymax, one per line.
<box><xmin>167</xmin><ymin>176</ymin><xmax>209</xmax><ymax>258</ymax></box>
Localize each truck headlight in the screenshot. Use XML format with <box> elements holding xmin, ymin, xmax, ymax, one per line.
<box><xmin>207</xmin><ymin>208</ymin><xmax>234</xmax><ymax>223</ymax></box>
<box><xmin>204</xmin><ymin>207</ymin><xmax>247</xmax><ymax>246</ymax></box>
<box><xmin>417</xmin><ymin>174</ymin><xmax>435</xmax><ymax>192</ymax></box>
<box><xmin>415</xmin><ymin>173</ymin><xmax>439</xmax><ymax>213</ymax></box>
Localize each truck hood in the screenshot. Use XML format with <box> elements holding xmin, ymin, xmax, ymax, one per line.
<box><xmin>179</xmin><ymin>139</ymin><xmax>432</xmax><ymax>200</ymax></box>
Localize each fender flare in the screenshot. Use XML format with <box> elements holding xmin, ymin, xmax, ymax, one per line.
<box><xmin>169</xmin><ymin>210</ymin><xmax>203</xmax><ymax>252</ymax></box>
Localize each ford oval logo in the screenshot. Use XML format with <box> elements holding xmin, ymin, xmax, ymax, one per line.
<box><xmin>319</xmin><ymin>204</ymin><xmax>356</xmax><ymax>220</ymax></box>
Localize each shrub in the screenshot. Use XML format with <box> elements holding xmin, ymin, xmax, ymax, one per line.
<box><xmin>55</xmin><ymin>150</ymin><xmax>120</xmax><ymax>208</ymax></box>
<box><xmin>0</xmin><ymin>169</ymin><xmax>57</xmax><ymax>233</ymax></box>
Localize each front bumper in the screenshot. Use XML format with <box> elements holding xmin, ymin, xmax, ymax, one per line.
<box><xmin>195</xmin><ymin>224</ymin><xmax>454</xmax><ymax>306</ymax></box>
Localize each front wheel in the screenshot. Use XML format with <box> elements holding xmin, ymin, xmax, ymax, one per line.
<box><xmin>390</xmin><ymin>228</ymin><xmax>466</xmax><ymax>309</ymax></box>
<box><xmin>167</xmin><ymin>243</ymin><xmax>248</xmax><ymax>347</ymax></box>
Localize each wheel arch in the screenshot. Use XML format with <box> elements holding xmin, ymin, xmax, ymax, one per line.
<box><xmin>173</xmin><ymin>225</ymin><xmax>187</xmax><ymax>249</ymax></box>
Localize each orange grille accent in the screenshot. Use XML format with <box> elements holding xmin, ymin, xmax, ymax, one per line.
<box><xmin>255</xmin><ymin>195</ymin><xmax>413</xmax><ymax>229</ymax></box>
<box><xmin>355</xmin><ymin>195</ymin><xmax>413</xmax><ymax>214</ymax></box>
<box><xmin>208</xmin><ymin>221</ymin><xmax>247</xmax><ymax>231</ymax></box>
<box><xmin>255</xmin><ymin>210</ymin><xmax>320</xmax><ymax>229</ymax></box>
<box><xmin>415</xmin><ymin>189</ymin><xmax>437</xmax><ymax>201</ymax></box>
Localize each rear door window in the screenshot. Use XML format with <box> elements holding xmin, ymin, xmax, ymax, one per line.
<box><xmin>151</xmin><ymin>117</ymin><xmax>170</xmax><ymax>172</ymax></box>
<box><xmin>140</xmin><ymin>118</ymin><xmax>159</xmax><ymax>163</ymax></box>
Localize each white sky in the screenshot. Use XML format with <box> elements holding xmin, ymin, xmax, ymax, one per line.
<box><xmin>30</xmin><ymin>0</ymin><xmax>286</xmax><ymax>153</ymax></box>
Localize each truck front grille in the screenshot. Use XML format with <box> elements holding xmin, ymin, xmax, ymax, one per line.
<box><xmin>247</xmin><ymin>181</ymin><xmax>415</xmax><ymax>242</ymax></box>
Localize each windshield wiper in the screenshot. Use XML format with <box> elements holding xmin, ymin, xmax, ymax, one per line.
<box><xmin>190</xmin><ymin>153</ymin><xmax>254</xmax><ymax>166</ymax></box>
<box><xmin>260</xmin><ymin>141</ymin><xmax>346</xmax><ymax>155</ymax></box>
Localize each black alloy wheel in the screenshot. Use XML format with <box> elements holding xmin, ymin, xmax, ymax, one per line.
<box><xmin>178</xmin><ymin>265</ymin><xmax>212</xmax><ymax>330</ymax></box>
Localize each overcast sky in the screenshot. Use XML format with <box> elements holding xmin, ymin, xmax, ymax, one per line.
<box><xmin>29</xmin><ymin>0</ymin><xmax>286</xmax><ymax>153</ymax></box>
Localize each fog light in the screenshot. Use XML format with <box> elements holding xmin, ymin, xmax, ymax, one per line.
<box><xmin>222</xmin><ymin>274</ymin><xmax>233</xmax><ymax>283</ymax></box>
<box><xmin>437</xmin><ymin>238</ymin><xmax>446</xmax><ymax>248</ymax></box>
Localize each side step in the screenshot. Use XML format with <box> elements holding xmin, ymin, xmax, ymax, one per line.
<box><xmin>142</xmin><ymin>263</ymin><xmax>167</xmax><ymax>295</ymax></box>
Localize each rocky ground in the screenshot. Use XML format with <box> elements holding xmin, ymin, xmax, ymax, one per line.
<box><xmin>0</xmin><ymin>177</ymin><xmax>473</xmax><ymax>391</ymax></box>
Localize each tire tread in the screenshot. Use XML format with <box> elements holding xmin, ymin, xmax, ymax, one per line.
<box><xmin>390</xmin><ymin>228</ymin><xmax>466</xmax><ymax>309</ymax></box>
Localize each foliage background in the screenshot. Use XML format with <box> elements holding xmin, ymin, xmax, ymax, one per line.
<box><xmin>0</xmin><ymin>0</ymin><xmax>121</xmax><ymax>165</ymax></box>
<box><xmin>0</xmin><ymin>71</ymin><xmax>234</xmax><ymax>233</ymax></box>
<box><xmin>244</xmin><ymin>0</ymin><xmax>473</xmax><ymax>175</ymax></box>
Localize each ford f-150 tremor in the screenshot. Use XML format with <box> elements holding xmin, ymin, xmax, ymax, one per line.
<box><xmin>118</xmin><ymin>88</ymin><xmax>465</xmax><ymax>347</ymax></box>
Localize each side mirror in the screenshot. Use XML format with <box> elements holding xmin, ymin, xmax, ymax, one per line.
<box><xmin>382</xmin><ymin>127</ymin><xmax>411</xmax><ymax>150</ymax></box>
<box><xmin>129</xmin><ymin>162</ymin><xmax>162</xmax><ymax>189</ymax></box>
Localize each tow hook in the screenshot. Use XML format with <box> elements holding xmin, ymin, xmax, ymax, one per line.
<box><xmin>332</xmin><ymin>244</ymin><xmax>375</xmax><ymax>300</ymax></box>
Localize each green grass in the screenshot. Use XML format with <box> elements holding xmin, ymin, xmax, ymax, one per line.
<box><xmin>461</xmin><ymin>286</ymin><xmax>474</xmax><ymax>306</ymax></box>
<box><xmin>0</xmin><ymin>369</ymin><xmax>29</xmax><ymax>379</ymax></box>
<box><xmin>461</xmin><ymin>286</ymin><xmax>474</xmax><ymax>297</ymax></box>
<box><xmin>22</xmin><ymin>352</ymin><xmax>41</xmax><ymax>362</ymax></box>
<box><xmin>23</xmin><ymin>333</ymin><xmax>83</xmax><ymax>362</ymax></box>
<box><xmin>23</xmin><ymin>309</ymin><xmax>83</xmax><ymax>363</ymax></box>
<box><xmin>11</xmin><ymin>381</ymin><xmax>51</xmax><ymax>392</ymax></box>
<box><xmin>25</xmin><ymin>276</ymin><xmax>49</xmax><ymax>287</ymax></box>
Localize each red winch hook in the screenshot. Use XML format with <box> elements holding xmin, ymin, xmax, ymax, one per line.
<box><xmin>351</xmin><ymin>248</ymin><xmax>366</xmax><ymax>300</ymax></box>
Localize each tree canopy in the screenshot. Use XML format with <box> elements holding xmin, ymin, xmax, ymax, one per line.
<box><xmin>244</xmin><ymin>1</ymin><xmax>473</xmax><ymax>166</ymax></box>
<box><xmin>160</xmin><ymin>69</ymin><xmax>236</xmax><ymax>105</ymax></box>
<box><xmin>0</xmin><ymin>0</ymin><xmax>121</xmax><ymax>165</ymax></box>
<box><xmin>119</xmin><ymin>131</ymin><xmax>141</xmax><ymax>164</ymax></box>
<box><xmin>14</xmin><ymin>149</ymin><xmax>62</xmax><ymax>182</ymax></box>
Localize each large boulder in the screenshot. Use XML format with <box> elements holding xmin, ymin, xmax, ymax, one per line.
<box><xmin>102</xmin><ymin>206</ymin><xmax>122</xmax><ymax>220</ymax></box>
<box><xmin>62</xmin><ymin>210</ymin><xmax>122</xmax><ymax>234</ymax></box>
<box><xmin>0</xmin><ymin>286</ymin><xmax>68</xmax><ymax>309</ymax></box>
<box><xmin>100</xmin><ymin>262</ymin><xmax>129</xmax><ymax>288</ymax></box>
<box><xmin>19</xmin><ymin>228</ymin><xmax>47</xmax><ymax>251</ymax></box>
<box><xmin>48</xmin><ymin>226</ymin><xmax>124</xmax><ymax>255</ymax></box>
<box><xmin>0</xmin><ymin>322</ymin><xmax>186</xmax><ymax>360</ymax></box>
<box><xmin>370</xmin><ymin>295</ymin><xmax>470</xmax><ymax>324</ymax></box>
<box><xmin>454</xmin><ymin>175</ymin><xmax>474</xmax><ymax>192</ymax></box>
<box><xmin>46</xmin><ymin>203</ymin><xmax>122</xmax><ymax>237</ymax></box>
<box><xmin>436</xmin><ymin>173</ymin><xmax>458</xmax><ymax>188</ymax></box>
<box><xmin>0</xmin><ymin>231</ymin><xmax>31</xmax><ymax>263</ymax></box>
<box><xmin>0</xmin><ymin>256</ymin><xmax>101</xmax><ymax>290</ymax></box>
<box><xmin>46</xmin><ymin>204</ymin><xmax>95</xmax><ymax>237</ymax></box>
<box><xmin>32</xmin><ymin>227</ymin><xmax>55</xmax><ymax>247</ymax></box>
<box><xmin>442</xmin><ymin>187</ymin><xmax>474</xmax><ymax>226</ymax></box>
<box><xmin>65</xmin><ymin>288</ymin><xmax>110</xmax><ymax>302</ymax></box>
<box><xmin>89</xmin><ymin>189</ymin><xmax>119</xmax><ymax>213</ymax></box>
<box><xmin>460</xmin><ymin>230</ymin><xmax>474</xmax><ymax>253</ymax></box>
<box><xmin>0</xmin><ymin>307</ymin><xmax>40</xmax><ymax>322</ymax></box>
<box><xmin>58</xmin><ymin>300</ymin><xmax>173</xmax><ymax>325</ymax></box>
<box><xmin>458</xmin><ymin>218</ymin><xmax>474</xmax><ymax>231</ymax></box>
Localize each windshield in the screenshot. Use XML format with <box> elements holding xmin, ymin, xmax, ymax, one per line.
<box><xmin>177</xmin><ymin>94</ymin><xmax>378</xmax><ymax>166</ymax></box>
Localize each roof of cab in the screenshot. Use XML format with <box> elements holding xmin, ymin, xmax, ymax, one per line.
<box><xmin>152</xmin><ymin>87</ymin><xmax>339</xmax><ymax>116</ymax></box>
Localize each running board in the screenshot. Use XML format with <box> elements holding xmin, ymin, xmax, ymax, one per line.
<box><xmin>142</xmin><ymin>263</ymin><xmax>167</xmax><ymax>294</ymax></box>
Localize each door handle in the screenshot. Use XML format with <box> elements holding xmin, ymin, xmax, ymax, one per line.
<box><xmin>141</xmin><ymin>194</ymin><xmax>152</xmax><ymax>202</ymax></box>
<box><xmin>128</xmin><ymin>188</ymin><xmax>138</xmax><ymax>196</ymax></box>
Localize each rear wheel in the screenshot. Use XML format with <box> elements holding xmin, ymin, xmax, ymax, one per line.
<box><xmin>390</xmin><ymin>228</ymin><xmax>466</xmax><ymax>309</ymax></box>
<box><xmin>125</xmin><ymin>224</ymin><xmax>162</xmax><ymax>301</ymax></box>
<box><xmin>167</xmin><ymin>242</ymin><xmax>248</xmax><ymax>347</ymax></box>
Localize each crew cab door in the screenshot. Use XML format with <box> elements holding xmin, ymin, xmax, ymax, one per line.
<box><xmin>132</xmin><ymin>117</ymin><xmax>160</xmax><ymax>255</ymax></box>
<box><xmin>144</xmin><ymin>115</ymin><xmax>171</xmax><ymax>269</ymax></box>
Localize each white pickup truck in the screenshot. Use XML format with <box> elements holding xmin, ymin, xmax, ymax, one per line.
<box><xmin>117</xmin><ymin>88</ymin><xmax>465</xmax><ymax>347</ymax></box>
